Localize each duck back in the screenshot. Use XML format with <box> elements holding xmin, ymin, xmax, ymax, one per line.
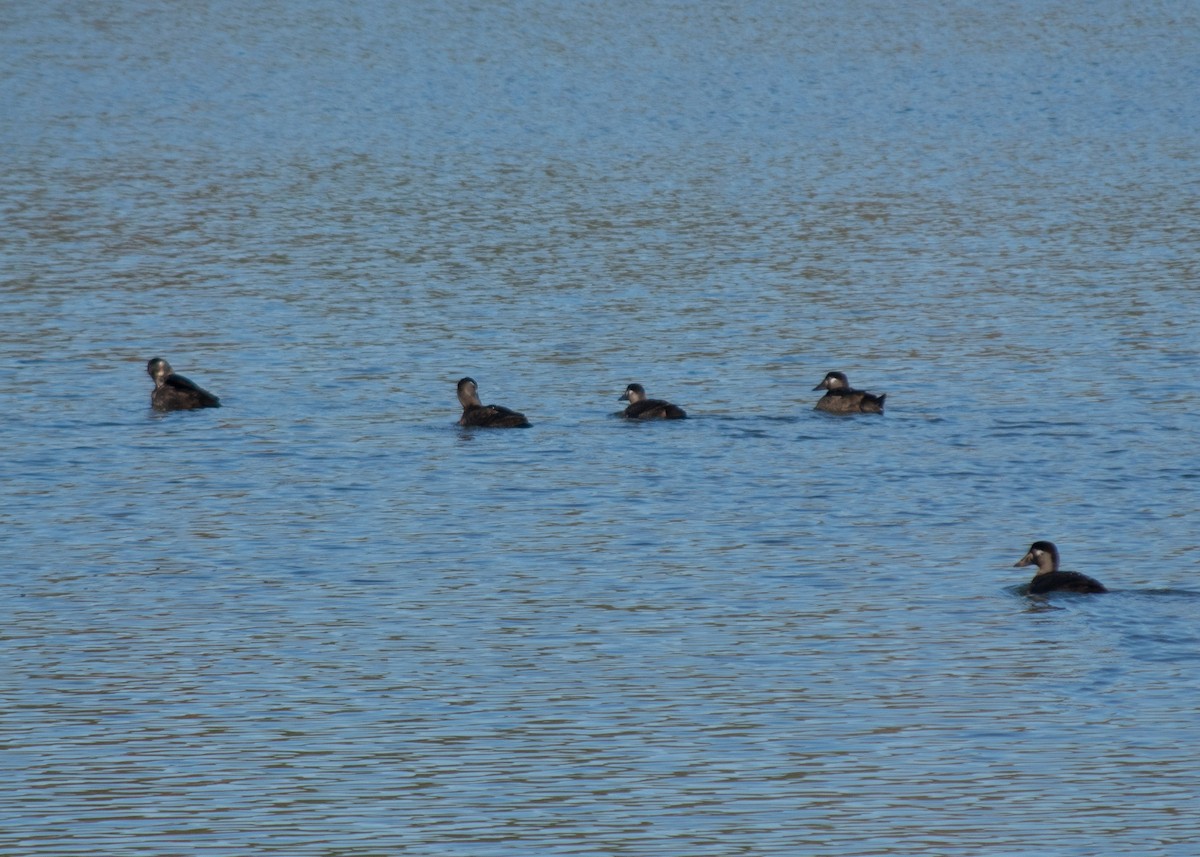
<box><xmin>815</xmin><ymin>389</ymin><xmax>885</xmax><ymax>414</ymax></box>
<box><xmin>460</xmin><ymin>404</ymin><xmax>530</xmax><ymax>428</ymax></box>
<box><xmin>151</xmin><ymin>373</ymin><xmax>221</xmax><ymax>411</ymax></box>
<box><xmin>624</xmin><ymin>399</ymin><xmax>687</xmax><ymax>420</ymax></box>
<box><xmin>1029</xmin><ymin>570</ymin><xmax>1108</xmax><ymax>594</ymax></box>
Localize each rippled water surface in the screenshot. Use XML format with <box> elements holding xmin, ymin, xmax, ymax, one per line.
<box><xmin>3</xmin><ymin>1</ymin><xmax>1199</xmax><ymax>854</ymax></box>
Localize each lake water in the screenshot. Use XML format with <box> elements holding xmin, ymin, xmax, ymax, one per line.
<box><xmin>2</xmin><ymin>1</ymin><xmax>1199</xmax><ymax>854</ymax></box>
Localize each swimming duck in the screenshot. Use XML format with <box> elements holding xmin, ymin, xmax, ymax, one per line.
<box><xmin>812</xmin><ymin>371</ymin><xmax>885</xmax><ymax>414</ymax></box>
<box><xmin>456</xmin><ymin>377</ymin><xmax>530</xmax><ymax>428</ymax></box>
<box><xmin>619</xmin><ymin>383</ymin><xmax>687</xmax><ymax>420</ymax></box>
<box><xmin>147</xmin><ymin>358</ymin><xmax>221</xmax><ymax>411</ymax></box>
<box><xmin>1013</xmin><ymin>541</ymin><xmax>1107</xmax><ymax>594</ymax></box>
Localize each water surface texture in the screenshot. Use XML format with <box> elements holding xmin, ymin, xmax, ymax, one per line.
<box><xmin>2</xmin><ymin>1</ymin><xmax>1199</xmax><ymax>855</ymax></box>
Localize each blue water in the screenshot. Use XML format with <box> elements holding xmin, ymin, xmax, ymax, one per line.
<box><xmin>2</xmin><ymin>1</ymin><xmax>1199</xmax><ymax>854</ymax></box>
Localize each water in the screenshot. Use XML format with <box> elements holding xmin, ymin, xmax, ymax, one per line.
<box><xmin>2</xmin><ymin>1</ymin><xmax>1199</xmax><ymax>854</ymax></box>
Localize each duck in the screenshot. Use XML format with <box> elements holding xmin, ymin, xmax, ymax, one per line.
<box><xmin>147</xmin><ymin>358</ymin><xmax>221</xmax><ymax>411</ymax></box>
<box><xmin>456</xmin><ymin>377</ymin><xmax>530</xmax><ymax>428</ymax></box>
<box><xmin>619</xmin><ymin>383</ymin><xmax>687</xmax><ymax>420</ymax></box>
<box><xmin>1013</xmin><ymin>541</ymin><xmax>1107</xmax><ymax>594</ymax></box>
<box><xmin>812</xmin><ymin>371</ymin><xmax>885</xmax><ymax>414</ymax></box>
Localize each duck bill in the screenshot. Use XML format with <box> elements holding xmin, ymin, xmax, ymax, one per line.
<box><xmin>1013</xmin><ymin>551</ymin><xmax>1034</xmax><ymax>568</ymax></box>
<box><xmin>618</xmin><ymin>393</ymin><xmax>630</xmax><ymax>402</ymax></box>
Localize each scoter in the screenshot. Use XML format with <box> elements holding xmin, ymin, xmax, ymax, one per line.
<box><xmin>812</xmin><ymin>371</ymin><xmax>885</xmax><ymax>414</ymax></box>
<box><xmin>147</xmin><ymin>358</ymin><xmax>221</xmax><ymax>411</ymax></box>
<box><xmin>1013</xmin><ymin>540</ymin><xmax>1107</xmax><ymax>594</ymax></box>
<box><xmin>619</xmin><ymin>383</ymin><xmax>687</xmax><ymax>420</ymax></box>
<box><xmin>456</xmin><ymin>377</ymin><xmax>530</xmax><ymax>428</ymax></box>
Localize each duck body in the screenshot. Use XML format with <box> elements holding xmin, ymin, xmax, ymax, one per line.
<box><xmin>619</xmin><ymin>383</ymin><xmax>686</xmax><ymax>420</ymax></box>
<box><xmin>812</xmin><ymin>371</ymin><xmax>885</xmax><ymax>414</ymax></box>
<box><xmin>147</xmin><ymin>358</ymin><xmax>221</xmax><ymax>411</ymax></box>
<box><xmin>1014</xmin><ymin>541</ymin><xmax>1107</xmax><ymax>594</ymax></box>
<box><xmin>457</xmin><ymin>377</ymin><xmax>530</xmax><ymax>428</ymax></box>
<box><xmin>460</xmin><ymin>404</ymin><xmax>531</xmax><ymax>428</ymax></box>
<box><xmin>1028</xmin><ymin>570</ymin><xmax>1109</xmax><ymax>595</ymax></box>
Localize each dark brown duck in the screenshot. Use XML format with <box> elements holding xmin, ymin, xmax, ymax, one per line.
<box><xmin>147</xmin><ymin>358</ymin><xmax>221</xmax><ymax>411</ymax></box>
<box><xmin>457</xmin><ymin>377</ymin><xmax>530</xmax><ymax>428</ymax></box>
<box><xmin>812</xmin><ymin>371</ymin><xmax>885</xmax><ymax>414</ymax></box>
<box><xmin>1013</xmin><ymin>541</ymin><xmax>1107</xmax><ymax>594</ymax></box>
<box><xmin>619</xmin><ymin>383</ymin><xmax>687</xmax><ymax>420</ymax></box>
